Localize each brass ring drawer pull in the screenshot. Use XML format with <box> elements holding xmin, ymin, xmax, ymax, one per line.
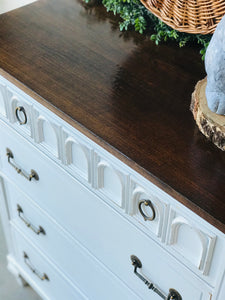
<box><xmin>138</xmin><ymin>200</ymin><xmax>156</xmax><ymax>221</ymax></box>
<box><xmin>130</xmin><ymin>255</ymin><xmax>182</xmax><ymax>300</ymax></box>
<box><xmin>15</xmin><ymin>106</ymin><xmax>27</xmax><ymax>125</ymax></box>
<box><xmin>6</xmin><ymin>148</ymin><xmax>39</xmax><ymax>181</ymax></box>
<box><xmin>17</xmin><ymin>204</ymin><xmax>45</xmax><ymax>235</ymax></box>
<box><xmin>23</xmin><ymin>252</ymin><xmax>49</xmax><ymax>281</ymax></box>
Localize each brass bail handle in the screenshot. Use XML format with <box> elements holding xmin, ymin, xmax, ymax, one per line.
<box><xmin>23</xmin><ymin>252</ymin><xmax>49</xmax><ymax>281</ymax></box>
<box><xmin>6</xmin><ymin>148</ymin><xmax>39</xmax><ymax>181</ymax></box>
<box><xmin>130</xmin><ymin>255</ymin><xmax>182</xmax><ymax>300</ymax></box>
<box><xmin>15</xmin><ymin>106</ymin><xmax>27</xmax><ymax>125</ymax></box>
<box><xmin>138</xmin><ymin>199</ymin><xmax>156</xmax><ymax>221</ymax></box>
<box><xmin>17</xmin><ymin>204</ymin><xmax>45</xmax><ymax>235</ymax></box>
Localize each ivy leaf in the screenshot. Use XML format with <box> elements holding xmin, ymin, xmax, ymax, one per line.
<box><xmin>85</xmin><ymin>0</ymin><xmax>211</xmax><ymax>60</ymax></box>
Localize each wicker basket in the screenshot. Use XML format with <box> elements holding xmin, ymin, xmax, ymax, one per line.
<box><xmin>140</xmin><ymin>0</ymin><xmax>225</xmax><ymax>34</ymax></box>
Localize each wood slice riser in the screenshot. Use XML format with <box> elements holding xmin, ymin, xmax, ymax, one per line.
<box><xmin>191</xmin><ymin>78</ymin><xmax>225</xmax><ymax>151</ymax></box>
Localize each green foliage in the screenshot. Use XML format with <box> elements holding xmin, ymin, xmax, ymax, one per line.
<box><xmin>85</xmin><ymin>0</ymin><xmax>211</xmax><ymax>59</ymax></box>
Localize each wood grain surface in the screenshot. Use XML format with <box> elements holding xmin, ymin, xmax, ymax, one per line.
<box><xmin>0</xmin><ymin>0</ymin><xmax>224</xmax><ymax>232</ymax></box>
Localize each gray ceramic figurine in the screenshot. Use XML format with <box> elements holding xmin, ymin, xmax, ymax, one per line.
<box><xmin>205</xmin><ymin>15</ymin><xmax>225</xmax><ymax>115</ymax></box>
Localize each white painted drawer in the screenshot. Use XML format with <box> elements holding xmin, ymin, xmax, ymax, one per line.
<box><xmin>5</xmin><ymin>177</ymin><xmax>141</xmax><ymax>300</ymax></box>
<box><xmin>0</xmin><ymin>119</ymin><xmax>89</xmax><ymax>222</ymax></box>
<box><xmin>11</xmin><ymin>226</ymin><xmax>87</xmax><ymax>300</ymax></box>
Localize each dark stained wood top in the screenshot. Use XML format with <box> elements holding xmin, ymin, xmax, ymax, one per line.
<box><xmin>0</xmin><ymin>0</ymin><xmax>224</xmax><ymax>232</ymax></box>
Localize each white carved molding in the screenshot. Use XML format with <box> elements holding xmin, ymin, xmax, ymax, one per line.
<box><xmin>36</xmin><ymin>115</ymin><xmax>49</xmax><ymax>142</ymax></box>
<box><xmin>97</xmin><ymin>160</ymin><xmax>109</xmax><ymax>189</ymax></box>
<box><xmin>168</xmin><ymin>214</ymin><xmax>216</xmax><ymax>275</ymax></box>
<box><xmin>0</xmin><ymin>83</ymin><xmax>7</xmax><ymax>117</ymax></box>
<box><xmin>64</xmin><ymin>136</ymin><xmax>90</xmax><ymax>182</ymax></box>
<box><xmin>36</xmin><ymin>115</ymin><xmax>60</xmax><ymax>158</ymax></box>
<box><xmin>97</xmin><ymin>160</ymin><xmax>125</xmax><ymax>208</ymax></box>
<box><xmin>10</xmin><ymin>95</ymin><xmax>20</xmax><ymax>122</ymax></box>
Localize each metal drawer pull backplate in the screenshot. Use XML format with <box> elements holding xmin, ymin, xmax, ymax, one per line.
<box><xmin>6</xmin><ymin>148</ymin><xmax>39</xmax><ymax>181</ymax></box>
<box><xmin>138</xmin><ymin>200</ymin><xmax>156</xmax><ymax>221</ymax></box>
<box><xmin>23</xmin><ymin>252</ymin><xmax>49</xmax><ymax>281</ymax></box>
<box><xmin>15</xmin><ymin>106</ymin><xmax>27</xmax><ymax>125</ymax></box>
<box><xmin>17</xmin><ymin>204</ymin><xmax>45</xmax><ymax>235</ymax></box>
<box><xmin>130</xmin><ymin>255</ymin><xmax>182</xmax><ymax>300</ymax></box>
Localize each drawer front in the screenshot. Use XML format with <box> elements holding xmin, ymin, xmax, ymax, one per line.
<box><xmin>11</xmin><ymin>227</ymin><xmax>87</xmax><ymax>300</ymax></box>
<box><xmin>5</xmin><ymin>177</ymin><xmax>141</xmax><ymax>300</ymax></box>
<box><xmin>0</xmin><ymin>119</ymin><xmax>89</xmax><ymax>221</ymax></box>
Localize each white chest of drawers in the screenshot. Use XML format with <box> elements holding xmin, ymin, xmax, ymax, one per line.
<box><xmin>0</xmin><ymin>71</ymin><xmax>225</xmax><ymax>300</ymax></box>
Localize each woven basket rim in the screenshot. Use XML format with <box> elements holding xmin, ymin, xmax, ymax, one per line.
<box><xmin>140</xmin><ymin>0</ymin><xmax>225</xmax><ymax>34</ymax></box>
